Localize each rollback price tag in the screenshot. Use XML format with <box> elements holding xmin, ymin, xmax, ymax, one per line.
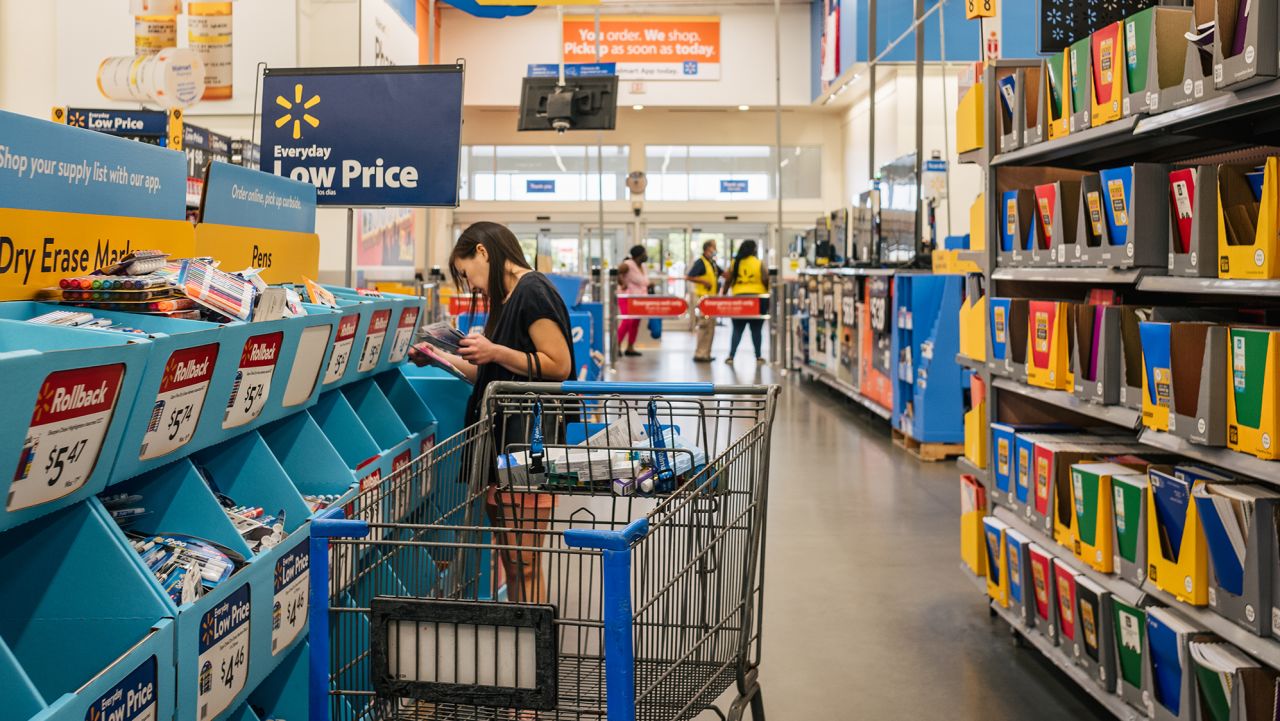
<box><xmin>197</xmin><ymin>585</ymin><xmax>250</xmax><ymax>721</ymax></box>
<box><xmin>272</xmin><ymin>540</ymin><xmax>309</xmax><ymax>655</ymax></box>
<box><xmin>357</xmin><ymin>309</ymin><xmax>392</xmax><ymax>372</ymax></box>
<box><xmin>359</xmin><ymin>467</ymin><xmax>384</xmax><ymax>525</ymax></box>
<box><xmin>323</xmin><ymin>314</ymin><xmax>360</xmax><ymax>384</ymax></box>
<box><xmin>388</xmin><ymin>306</ymin><xmax>420</xmax><ymax>364</ymax></box>
<box><xmin>10</xmin><ymin>364</ymin><xmax>125</xmax><ymax>511</ymax></box>
<box><xmin>86</xmin><ymin>656</ymin><xmax>158</xmax><ymax>721</ymax></box>
<box><xmin>140</xmin><ymin>344</ymin><xmax>218</xmax><ymax>460</ymax></box>
<box><xmin>223</xmin><ymin>333</ymin><xmax>283</xmax><ymax>430</ymax></box>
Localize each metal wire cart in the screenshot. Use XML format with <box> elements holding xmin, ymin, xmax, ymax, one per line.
<box><xmin>308</xmin><ymin>381</ymin><xmax>779</xmax><ymax>721</ymax></box>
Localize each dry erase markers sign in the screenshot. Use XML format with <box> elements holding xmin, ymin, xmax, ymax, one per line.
<box><xmin>323</xmin><ymin>314</ymin><xmax>359</xmax><ymax>384</ymax></box>
<box><xmin>140</xmin><ymin>344</ymin><xmax>218</xmax><ymax>460</ymax></box>
<box><xmin>223</xmin><ymin>332</ymin><xmax>282</xmax><ymax>429</ymax></box>
<box><xmin>197</xmin><ymin>585</ymin><xmax>250</xmax><ymax>721</ymax></box>
<box><xmin>272</xmin><ymin>540</ymin><xmax>309</xmax><ymax>655</ymax></box>
<box><xmin>10</xmin><ymin>364</ymin><xmax>124</xmax><ymax>511</ymax></box>
<box><xmin>282</xmin><ymin>324</ymin><xmax>333</xmax><ymax>407</ymax></box>
<box><xmin>388</xmin><ymin>306</ymin><xmax>420</xmax><ymax>363</ymax></box>
<box><xmin>85</xmin><ymin>655</ymin><xmax>157</xmax><ymax>721</ymax></box>
<box><xmin>357</xmin><ymin>309</ymin><xmax>392</xmax><ymax>372</ymax></box>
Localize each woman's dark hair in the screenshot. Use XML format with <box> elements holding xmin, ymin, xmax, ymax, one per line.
<box><xmin>628</xmin><ymin>245</ymin><xmax>646</xmax><ymax>261</ymax></box>
<box><xmin>726</xmin><ymin>239</ymin><xmax>758</xmax><ymax>289</ymax></box>
<box><xmin>449</xmin><ymin>221</ymin><xmax>532</xmax><ymax>334</ymax></box>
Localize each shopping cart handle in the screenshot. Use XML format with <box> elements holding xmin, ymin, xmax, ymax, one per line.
<box><xmin>311</xmin><ymin>505</ymin><xmax>371</xmax><ymax>539</ymax></box>
<box><xmin>564</xmin><ymin>518</ymin><xmax>650</xmax><ymax>551</ymax></box>
<box><xmin>561</xmin><ymin>381</ymin><xmax>715</xmax><ymax>395</ymax></box>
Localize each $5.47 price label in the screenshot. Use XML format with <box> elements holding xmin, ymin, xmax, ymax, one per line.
<box><xmin>388</xmin><ymin>306</ymin><xmax>420</xmax><ymax>364</ymax></box>
<box><xmin>323</xmin><ymin>314</ymin><xmax>360</xmax><ymax>384</ymax></box>
<box><xmin>197</xmin><ymin>585</ymin><xmax>250</xmax><ymax>721</ymax></box>
<box><xmin>9</xmin><ymin>364</ymin><xmax>125</xmax><ymax>512</ymax></box>
<box><xmin>222</xmin><ymin>332</ymin><xmax>282</xmax><ymax>430</ymax></box>
<box><xmin>140</xmin><ymin>344</ymin><xmax>218</xmax><ymax>460</ymax></box>
<box><xmin>272</xmin><ymin>540</ymin><xmax>309</xmax><ymax>655</ymax></box>
<box><xmin>357</xmin><ymin>309</ymin><xmax>392</xmax><ymax>373</ymax></box>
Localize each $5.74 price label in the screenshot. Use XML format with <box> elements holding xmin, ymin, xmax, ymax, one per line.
<box><xmin>223</xmin><ymin>333</ymin><xmax>282</xmax><ymax>430</ymax></box>
<box><xmin>197</xmin><ymin>585</ymin><xmax>250</xmax><ymax>721</ymax></box>
<box><xmin>272</xmin><ymin>540</ymin><xmax>309</xmax><ymax>655</ymax></box>
<box><xmin>9</xmin><ymin>364</ymin><xmax>125</xmax><ymax>512</ymax></box>
<box><xmin>323</xmin><ymin>314</ymin><xmax>360</xmax><ymax>384</ymax></box>
<box><xmin>140</xmin><ymin>344</ymin><xmax>218</xmax><ymax>460</ymax></box>
<box><xmin>357</xmin><ymin>309</ymin><xmax>392</xmax><ymax>373</ymax></box>
<box><xmin>387</xmin><ymin>306</ymin><xmax>421</xmax><ymax>364</ymax></box>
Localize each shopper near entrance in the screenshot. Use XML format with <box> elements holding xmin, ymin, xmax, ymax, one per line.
<box><xmin>724</xmin><ymin>239</ymin><xmax>769</xmax><ymax>364</ymax></box>
<box><xmin>616</xmin><ymin>244</ymin><xmax>650</xmax><ymax>357</ymax></box>
<box><xmin>685</xmin><ymin>239</ymin><xmax>722</xmax><ymax>362</ymax></box>
<box><xmin>415</xmin><ymin>221</ymin><xmax>574</xmax><ymax>603</ymax></box>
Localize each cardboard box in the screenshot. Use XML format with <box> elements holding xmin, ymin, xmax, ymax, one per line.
<box><xmin>1112</xmin><ymin>472</ymin><xmax>1150</xmax><ymax>586</ymax></box>
<box><xmin>1033</xmin><ymin>181</ymin><xmax>1082</xmax><ymax>268</ymax></box>
<box><xmin>984</xmin><ymin>516</ymin><xmax>1011</xmax><ymax>608</ymax></box>
<box><xmin>1227</xmin><ymin>326</ymin><xmax>1280</xmax><ymax>459</ymax></box>
<box><xmin>995</xmin><ymin>67</ymin><xmax>1023</xmax><ymax>154</ymax></box>
<box><xmin>1072</xmin><ymin>303</ymin><xmax>1123</xmax><ymax>405</ymax></box>
<box><xmin>1217</xmin><ymin>157</ymin><xmax>1280</xmax><ymax>280</ymax></box>
<box><xmin>1119</xmin><ymin>305</ymin><xmax>1151</xmax><ymax>410</ymax></box>
<box><xmin>959</xmin><ymin>274</ymin><xmax>987</xmax><ymax>362</ymax></box>
<box><xmin>956</xmin><ymin>79</ymin><xmax>985</xmax><ymax>154</ymax></box>
<box><xmin>1070</xmin><ymin>462</ymin><xmax>1138</xmax><ymax>573</ymax></box>
<box><xmin>1074</xmin><ymin>575</ymin><xmax>1117</xmax><ymax>691</ymax></box>
<box><xmin>1147</xmin><ymin>466</ymin><xmax>1210</xmax><ymax>606</ymax></box>
<box><xmin>1028</xmin><ymin>543</ymin><xmax>1060</xmax><ymax>644</ymax></box>
<box><xmin>1123</xmin><ymin>6</ymin><xmax>1200</xmax><ymax>115</ymax></box>
<box><xmin>1068</xmin><ymin>37</ymin><xmax>1093</xmax><ymax>132</ymax></box>
<box><xmin>1212</xmin><ymin>0</ymin><xmax>1279</xmax><ymax>89</ymax></box>
<box><xmin>1007</xmin><ymin>528</ymin><xmax>1034</xmax><ymax>628</ymax></box>
<box><xmin>1045</xmin><ymin>53</ymin><xmax>1072</xmax><ymax>141</ymax></box>
<box><xmin>1000</xmin><ymin>189</ymin><xmax>1037</xmax><ymax>268</ymax></box>
<box><xmin>1076</xmin><ymin>163</ymin><xmax>1171</xmax><ymax>268</ymax></box>
<box><xmin>961</xmin><ymin>473</ymin><xmax>988</xmax><ymax>577</ymax></box>
<box><xmin>1170</xmin><ymin>322</ymin><xmax>1228</xmax><ymax>446</ymax></box>
<box><xmin>1027</xmin><ymin>300</ymin><xmax>1073</xmax><ymax>391</ymax></box>
<box><xmin>1090</xmin><ymin>22</ymin><xmax>1126</xmax><ymax>126</ymax></box>
<box><xmin>1168</xmin><ymin>165</ymin><xmax>1220</xmax><ymax>277</ymax></box>
<box><xmin>1193</xmin><ymin>481</ymin><xmax>1280</xmax><ymax>636</ymax></box>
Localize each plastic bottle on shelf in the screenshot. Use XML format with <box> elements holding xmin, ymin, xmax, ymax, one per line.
<box><xmin>132</xmin><ymin>0</ymin><xmax>182</xmax><ymax>56</ymax></box>
<box><xmin>97</xmin><ymin>47</ymin><xmax>206</xmax><ymax>109</ymax></box>
<box><xmin>188</xmin><ymin>1</ymin><xmax>233</xmax><ymax>101</ymax></box>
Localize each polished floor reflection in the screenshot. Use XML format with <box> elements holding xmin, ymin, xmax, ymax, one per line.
<box><xmin>612</xmin><ymin>327</ymin><xmax>1109</xmax><ymax>719</ymax></box>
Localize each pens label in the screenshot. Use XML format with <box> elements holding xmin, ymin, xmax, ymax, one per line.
<box><xmin>10</xmin><ymin>364</ymin><xmax>125</xmax><ymax>512</ymax></box>
<box><xmin>323</xmin><ymin>314</ymin><xmax>360</xmax><ymax>384</ymax></box>
<box><xmin>140</xmin><ymin>344</ymin><xmax>218</xmax><ymax>460</ymax></box>
<box><xmin>388</xmin><ymin>306</ymin><xmax>421</xmax><ymax>364</ymax></box>
<box><xmin>272</xmin><ymin>540</ymin><xmax>309</xmax><ymax>656</ymax></box>
<box><xmin>86</xmin><ymin>655</ymin><xmax>157</xmax><ymax>721</ymax></box>
<box><xmin>197</xmin><ymin>585</ymin><xmax>250</xmax><ymax>721</ymax></box>
<box><xmin>357</xmin><ymin>309</ymin><xmax>392</xmax><ymax>372</ymax></box>
<box><xmin>223</xmin><ymin>333</ymin><xmax>282</xmax><ymax>429</ymax></box>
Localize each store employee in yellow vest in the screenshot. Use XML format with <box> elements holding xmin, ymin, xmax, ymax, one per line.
<box><xmin>725</xmin><ymin>239</ymin><xmax>769</xmax><ymax>365</ymax></box>
<box><xmin>685</xmin><ymin>239</ymin><xmax>722</xmax><ymax>363</ymax></box>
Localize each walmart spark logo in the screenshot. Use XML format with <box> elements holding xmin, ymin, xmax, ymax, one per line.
<box><xmin>275</xmin><ymin>83</ymin><xmax>320</xmax><ymax>140</ymax></box>
<box><xmin>68</xmin><ymin>111</ymin><xmax>87</xmax><ymax>128</ymax></box>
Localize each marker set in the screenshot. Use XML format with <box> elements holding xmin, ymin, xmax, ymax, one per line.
<box><xmin>127</xmin><ymin>532</ymin><xmax>239</xmax><ymax>606</ymax></box>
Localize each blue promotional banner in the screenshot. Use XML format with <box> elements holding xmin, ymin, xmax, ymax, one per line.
<box><xmin>720</xmin><ymin>179</ymin><xmax>749</xmax><ymax>193</ymax></box>
<box><xmin>260</xmin><ymin>65</ymin><xmax>463</xmax><ymax>207</ymax></box>
<box><xmin>54</xmin><ymin>107</ymin><xmax>176</xmax><ymax>146</ymax></box>
<box><xmin>201</xmin><ymin>161</ymin><xmax>317</xmax><ymax>234</ymax></box>
<box><xmin>527</xmin><ymin>63</ymin><xmax>618</xmax><ymax>78</ymax></box>
<box><xmin>527</xmin><ymin>179</ymin><xmax>556</xmax><ymax>193</ymax></box>
<box><xmin>0</xmin><ymin>109</ymin><xmax>187</xmax><ymax>220</ymax></box>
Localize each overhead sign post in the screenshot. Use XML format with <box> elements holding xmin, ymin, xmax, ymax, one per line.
<box><xmin>562</xmin><ymin>15</ymin><xmax>721</xmax><ymax>80</ymax></box>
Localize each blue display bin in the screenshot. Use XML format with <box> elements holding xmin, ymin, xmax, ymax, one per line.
<box><xmin>326</xmin><ymin>286</ymin><xmax>427</xmax><ymax>373</ymax></box>
<box><xmin>259</xmin><ymin>411</ymin><xmax>358</xmax><ymax>515</ymax></box>
<box><xmin>398</xmin><ymin>365</ymin><xmax>471</xmax><ymax>440</ymax></box>
<box><xmin>308</xmin><ymin>388</ymin><xmax>383</xmax><ymax>482</ymax></box>
<box><xmin>247</xmin><ymin>641</ymin><xmax>308</xmax><ymax>721</ymax></box>
<box><xmin>376</xmin><ymin>368</ymin><xmax>440</xmax><ymax>450</ymax></box>
<box><xmin>223</xmin><ymin>702</ymin><xmax>264</xmax><ymax>721</ymax></box>
<box><xmin>0</xmin><ymin>502</ymin><xmax>176</xmax><ymax>721</ymax></box>
<box><xmin>891</xmin><ymin>274</ymin><xmax>966</xmax><ymax>443</ymax></box>
<box><xmin>0</xmin><ymin>319</ymin><xmax>151</xmax><ymax>532</ymax></box>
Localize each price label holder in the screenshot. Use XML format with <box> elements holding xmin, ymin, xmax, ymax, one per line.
<box><xmin>0</xmin><ymin>318</ymin><xmax>151</xmax><ymax>532</ymax></box>
<box><xmin>324</xmin><ymin>285</ymin><xmax>411</xmax><ymax>377</ymax></box>
<box><xmin>0</xmin><ymin>501</ymin><xmax>177</xmax><ymax>721</ymax></box>
<box><xmin>326</xmin><ymin>287</ymin><xmax>427</xmax><ymax>371</ymax></box>
<box><xmin>320</xmin><ymin>300</ymin><xmax>368</xmax><ymax>389</ymax></box>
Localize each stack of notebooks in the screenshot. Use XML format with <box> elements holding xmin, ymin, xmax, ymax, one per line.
<box><xmin>1188</xmin><ymin>639</ymin><xmax>1280</xmax><ymax>721</ymax></box>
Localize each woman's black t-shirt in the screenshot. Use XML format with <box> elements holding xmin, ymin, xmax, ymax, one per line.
<box><xmin>464</xmin><ymin>271</ymin><xmax>576</xmax><ymax>426</ymax></box>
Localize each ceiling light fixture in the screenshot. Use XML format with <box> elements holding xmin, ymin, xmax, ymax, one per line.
<box><xmin>632</xmin><ymin>104</ymin><xmax>645</xmax><ymax>110</ymax></box>
<box><xmin>738</xmin><ymin>105</ymin><xmax>750</xmax><ymax>111</ymax></box>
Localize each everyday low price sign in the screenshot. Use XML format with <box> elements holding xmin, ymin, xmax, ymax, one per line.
<box><xmin>260</xmin><ymin>65</ymin><xmax>464</xmax><ymax>207</ymax></box>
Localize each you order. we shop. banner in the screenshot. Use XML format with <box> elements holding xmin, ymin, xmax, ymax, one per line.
<box><xmin>562</xmin><ymin>15</ymin><xmax>721</xmax><ymax>80</ymax></box>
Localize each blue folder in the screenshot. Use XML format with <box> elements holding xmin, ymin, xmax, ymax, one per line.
<box><xmin>1001</xmin><ymin>192</ymin><xmax>1019</xmax><ymax>252</ymax></box>
<box><xmin>1146</xmin><ymin>610</ymin><xmax>1185</xmax><ymax>715</ymax></box>
<box><xmin>983</xmin><ymin>519</ymin><xmax>1003</xmax><ymax>587</ymax></box>
<box><xmin>1138</xmin><ymin>321</ymin><xmax>1172</xmax><ymax>409</ymax></box>
<box><xmin>1006</xmin><ymin>529</ymin><xmax>1027</xmax><ymax>604</ymax></box>
<box><xmin>1150</xmin><ymin>469</ymin><xmax>1191</xmax><ymax>564</ymax></box>
<box><xmin>1098</xmin><ymin>165</ymin><xmax>1133</xmax><ymax>247</ymax></box>
<box><xmin>1195</xmin><ymin>489</ymin><xmax>1246</xmax><ymax>596</ymax></box>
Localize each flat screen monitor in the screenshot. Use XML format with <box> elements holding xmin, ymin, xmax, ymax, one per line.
<box><xmin>518</xmin><ymin>76</ymin><xmax>618</xmax><ymax>132</ymax></box>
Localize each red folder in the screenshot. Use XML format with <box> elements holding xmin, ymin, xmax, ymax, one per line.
<box><xmin>1169</xmin><ymin>167</ymin><xmax>1196</xmax><ymax>254</ymax></box>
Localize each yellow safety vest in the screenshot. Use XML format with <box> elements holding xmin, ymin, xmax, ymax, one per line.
<box><xmin>731</xmin><ymin>256</ymin><xmax>767</xmax><ymax>295</ymax></box>
<box><xmin>690</xmin><ymin>255</ymin><xmax>719</xmax><ymax>297</ymax></box>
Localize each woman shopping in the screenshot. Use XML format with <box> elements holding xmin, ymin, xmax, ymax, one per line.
<box><xmin>724</xmin><ymin>239</ymin><xmax>770</xmax><ymax>365</ymax></box>
<box><xmin>409</xmin><ymin>221</ymin><xmax>574</xmax><ymax>602</ymax></box>
<box><xmin>616</xmin><ymin>244</ymin><xmax>650</xmax><ymax>357</ymax></box>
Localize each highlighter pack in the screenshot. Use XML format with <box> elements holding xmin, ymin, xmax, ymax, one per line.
<box><xmin>1227</xmin><ymin>326</ymin><xmax>1280</xmax><ymax>459</ymax></box>
<box><xmin>1168</xmin><ymin>165</ymin><xmax>1221</xmax><ymax>277</ymax></box>
<box><xmin>1192</xmin><ymin>481</ymin><xmax>1280</xmax><ymax>636</ymax></box>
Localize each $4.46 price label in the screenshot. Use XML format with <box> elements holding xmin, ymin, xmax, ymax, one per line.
<box><xmin>357</xmin><ymin>309</ymin><xmax>392</xmax><ymax>373</ymax></box>
<box><xmin>272</xmin><ymin>540</ymin><xmax>309</xmax><ymax>655</ymax></box>
<box><xmin>9</xmin><ymin>364</ymin><xmax>125</xmax><ymax>512</ymax></box>
<box><xmin>140</xmin><ymin>344</ymin><xmax>218</xmax><ymax>460</ymax></box>
<box><xmin>222</xmin><ymin>333</ymin><xmax>282</xmax><ymax>430</ymax></box>
<box><xmin>323</xmin><ymin>314</ymin><xmax>360</xmax><ymax>384</ymax></box>
<box><xmin>197</xmin><ymin>585</ymin><xmax>250</xmax><ymax>721</ymax></box>
<box><xmin>388</xmin><ymin>306</ymin><xmax>420</xmax><ymax>364</ymax></box>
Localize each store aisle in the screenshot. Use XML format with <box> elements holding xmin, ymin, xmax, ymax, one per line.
<box><xmin>613</xmin><ymin>330</ymin><xmax>1109</xmax><ymax>720</ymax></box>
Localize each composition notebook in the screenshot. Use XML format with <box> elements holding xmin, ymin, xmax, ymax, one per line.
<box><xmin>1194</xmin><ymin>482</ymin><xmax>1280</xmax><ymax>596</ymax></box>
<box><xmin>1151</xmin><ymin>470</ymin><xmax>1193</xmax><ymax>563</ymax></box>
<box><xmin>1231</xmin><ymin>328</ymin><xmax>1270</xmax><ymax>431</ymax></box>
<box><xmin>1112</xmin><ymin>474</ymin><xmax>1146</xmax><ymax>566</ymax></box>
<box><xmin>1148</xmin><ymin>607</ymin><xmax>1197</xmax><ymax>717</ymax></box>
<box><xmin>1112</xmin><ymin>597</ymin><xmax>1145</xmax><ymax>692</ymax></box>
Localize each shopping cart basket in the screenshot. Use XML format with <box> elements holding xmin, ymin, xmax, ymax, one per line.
<box><xmin>309</xmin><ymin>381</ymin><xmax>779</xmax><ymax>721</ymax></box>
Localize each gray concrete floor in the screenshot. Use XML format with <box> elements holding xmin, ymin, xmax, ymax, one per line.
<box><xmin>613</xmin><ymin>326</ymin><xmax>1110</xmax><ymax>720</ymax></box>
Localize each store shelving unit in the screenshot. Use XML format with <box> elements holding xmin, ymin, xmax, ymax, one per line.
<box><xmin>1135</xmin><ymin>276</ymin><xmax>1280</xmax><ymax>297</ymax></box>
<box><xmin>989</xmin><ymin>268</ymin><xmax>1147</xmax><ymax>284</ymax></box>
<box><xmin>798</xmin><ymin>365</ymin><xmax>892</xmax><ymax>419</ymax></box>
<box><xmin>956</xmin><ymin>455</ymin><xmax>987</xmax><ymax>483</ymax></box>
<box><xmin>989</xmin><ymin>378</ymin><xmax>1142</xmax><ymax>430</ymax></box>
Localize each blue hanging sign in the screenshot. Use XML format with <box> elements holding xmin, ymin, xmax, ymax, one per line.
<box><xmin>201</xmin><ymin>161</ymin><xmax>317</xmax><ymax>234</ymax></box>
<box><xmin>720</xmin><ymin>179</ymin><xmax>749</xmax><ymax>193</ymax></box>
<box><xmin>53</xmin><ymin>106</ymin><xmax>179</xmax><ymax>147</ymax></box>
<box><xmin>260</xmin><ymin>64</ymin><xmax>464</xmax><ymax>207</ymax></box>
<box><xmin>0</xmin><ymin>109</ymin><xmax>187</xmax><ymax>220</ymax></box>
<box><xmin>527</xmin><ymin>63</ymin><xmax>618</xmax><ymax>78</ymax></box>
<box><xmin>526</xmin><ymin>179</ymin><xmax>556</xmax><ymax>193</ymax></box>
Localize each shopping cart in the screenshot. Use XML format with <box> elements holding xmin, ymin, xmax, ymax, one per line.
<box><xmin>309</xmin><ymin>381</ymin><xmax>779</xmax><ymax>721</ymax></box>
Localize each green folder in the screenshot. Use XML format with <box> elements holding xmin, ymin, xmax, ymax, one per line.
<box><xmin>1125</xmin><ymin>9</ymin><xmax>1153</xmax><ymax>95</ymax></box>
<box><xmin>1069</xmin><ymin>38</ymin><xmax>1091</xmax><ymax>115</ymax></box>
<box><xmin>1112</xmin><ymin>598</ymin><xmax>1146</xmax><ymax>690</ymax></box>
<box><xmin>1073</xmin><ymin>467</ymin><xmax>1099</xmax><ymax>546</ymax></box>
<box><xmin>1191</xmin><ymin>662</ymin><xmax>1231</xmax><ymax>721</ymax></box>
<box><xmin>1047</xmin><ymin>57</ymin><xmax>1064</xmax><ymax>119</ymax></box>
<box><xmin>1112</xmin><ymin>475</ymin><xmax>1145</xmax><ymax>564</ymax></box>
<box><xmin>1230</xmin><ymin>328</ymin><xmax>1269</xmax><ymax>429</ymax></box>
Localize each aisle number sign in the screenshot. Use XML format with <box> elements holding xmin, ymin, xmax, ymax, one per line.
<box><xmin>966</xmin><ymin>0</ymin><xmax>998</xmax><ymax>19</ymax></box>
<box><xmin>562</xmin><ymin>16</ymin><xmax>720</xmax><ymax>80</ymax></box>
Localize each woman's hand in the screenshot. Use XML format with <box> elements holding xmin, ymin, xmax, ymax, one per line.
<box><xmin>458</xmin><ymin>333</ymin><xmax>502</xmax><ymax>365</ymax></box>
